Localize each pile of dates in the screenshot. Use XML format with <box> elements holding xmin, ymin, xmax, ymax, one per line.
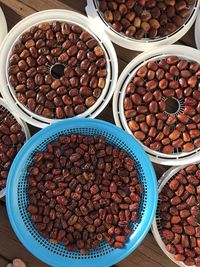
<box><xmin>8</xmin><ymin>21</ymin><xmax>107</xmax><ymax>119</ymax></box>
<box><xmin>124</xmin><ymin>56</ymin><xmax>200</xmax><ymax>154</ymax></box>
<box><xmin>98</xmin><ymin>0</ymin><xmax>195</xmax><ymax>39</ymax></box>
<box><xmin>0</xmin><ymin>107</ymin><xmax>26</xmax><ymax>190</ymax></box>
<box><xmin>159</xmin><ymin>164</ymin><xmax>200</xmax><ymax>266</ymax></box>
<box><xmin>27</xmin><ymin>134</ymin><xmax>142</xmax><ymax>254</ymax></box>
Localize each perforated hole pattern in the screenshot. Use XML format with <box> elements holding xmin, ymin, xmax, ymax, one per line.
<box><xmin>118</xmin><ymin>54</ymin><xmax>200</xmax><ymax>157</ymax></box>
<box><xmin>17</xmin><ymin>127</ymin><xmax>148</xmax><ymax>260</ymax></box>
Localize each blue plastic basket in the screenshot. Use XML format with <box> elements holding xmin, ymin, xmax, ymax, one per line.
<box><xmin>6</xmin><ymin>118</ymin><xmax>157</xmax><ymax>267</ymax></box>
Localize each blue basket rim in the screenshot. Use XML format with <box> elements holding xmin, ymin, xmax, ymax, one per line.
<box><xmin>6</xmin><ymin>118</ymin><xmax>158</xmax><ymax>267</ymax></box>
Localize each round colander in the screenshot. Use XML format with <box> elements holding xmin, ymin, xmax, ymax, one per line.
<box><xmin>152</xmin><ymin>163</ymin><xmax>200</xmax><ymax>267</ymax></box>
<box><xmin>6</xmin><ymin>118</ymin><xmax>157</xmax><ymax>267</ymax></box>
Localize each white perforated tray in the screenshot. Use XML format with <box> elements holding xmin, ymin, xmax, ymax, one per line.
<box><xmin>0</xmin><ymin>9</ymin><xmax>118</xmax><ymax>128</ymax></box>
<box><xmin>86</xmin><ymin>0</ymin><xmax>200</xmax><ymax>51</ymax></box>
<box><xmin>152</xmin><ymin>162</ymin><xmax>200</xmax><ymax>267</ymax></box>
<box><xmin>113</xmin><ymin>45</ymin><xmax>200</xmax><ymax>166</ymax></box>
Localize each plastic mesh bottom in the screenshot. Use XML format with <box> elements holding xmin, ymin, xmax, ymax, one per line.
<box><xmin>17</xmin><ymin>126</ymin><xmax>147</xmax><ymax>259</ymax></box>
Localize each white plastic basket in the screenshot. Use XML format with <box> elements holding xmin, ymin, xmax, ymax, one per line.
<box><xmin>86</xmin><ymin>0</ymin><xmax>200</xmax><ymax>51</ymax></box>
<box><xmin>0</xmin><ymin>9</ymin><xmax>118</xmax><ymax>128</ymax></box>
<box><xmin>0</xmin><ymin>97</ymin><xmax>30</xmax><ymax>198</ymax></box>
<box><xmin>113</xmin><ymin>45</ymin><xmax>200</xmax><ymax>166</ymax></box>
<box><xmin>195</xmin><ymin>9</ymin><xmax>200</xmax><ymax>50</ymax></box>
<box><xmin>152</xmin><ymin>162</ymin><xmax>200</xmax><ymax>267</ymax></box>
<box><xmin>0</xmin><ymin>7</ymin><xmax>8</xmax><ymax>46</ymax></box>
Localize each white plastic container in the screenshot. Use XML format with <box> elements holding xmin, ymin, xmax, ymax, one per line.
<box><xmin>113</xmin><ymin>45</ymin><xmax>200</xmax><ymax>166</ymax></box>
<box><xmin>0</xmin><ymin>7</ymin><xmax>8</xmax><ymax>46</ymax></box>
<box><xmin>0</xmin><ymin>9</ymin><xmax>118</xmax><ymax>128</ymax></box>
<box><xmin>152</xmin><ymin>163</ymin><xmax>200</xmax><ymax>267</ymax></box>
<box><xmin>195</xmin><ymin>9</ymin><xmax>200</xmax><ymax>50</ymax></box>
<box><xmin>0</xmin><ymin>97</ymin><xmax>30</xmax><ymax>199</ymax></box>
<box><xmin>86</xmin><ymin>0</ymin><xmax>200</xmax><ymax>51</ymax></box>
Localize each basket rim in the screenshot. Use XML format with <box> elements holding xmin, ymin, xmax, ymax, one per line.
<box><xmin>0</xmin><ymin>7</ymin><xmax>8</xmax><ymax>46</ymax></box>
<box><xmin>6</xmin><ymin>118</ymin><xmax>157</xmax><ymax>267</ymax></box>
<box><xmin>195</xmin><ymin>8</ymin><xmax>200</xmax><ymax>50</ymax></box>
